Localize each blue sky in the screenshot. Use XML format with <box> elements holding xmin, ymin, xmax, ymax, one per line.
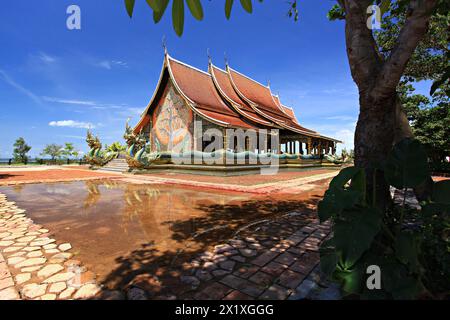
<box><xmin>0</xmin><ymin>1</ymin><xmax>430</xmax><ymax>157</ymax></box>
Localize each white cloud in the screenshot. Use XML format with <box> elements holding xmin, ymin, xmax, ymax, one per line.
<box><xmin>334</xmin><ymin>129</ymin><xmax>355</xmax><ymax>152</ymax></box>
<box><xmin>324</xmin><ymin>115</ymin><xmax>356</xmax><ymax>121</ymax></box>
<box><xmin>49</xmin><ymin>120</ymin><xmax>95</xmax><ymax>129</ymax></box>
<box><xmin>306</xmin><ymin>121</ymin><xmax>356</xmax><ymax>155</ymax></box>
<box><xmin>96</xmin><ymin>60</ymin><xmax>128</xmax><ymax>70</ymax></box>
<box><xmin>60</xmin><ymin>135</ymin><xmax>86</xmax><ymax>140</ymax></box>
<box><xmin>117</xmin><ymin>107</ymin><xmax>143</xmax><ymax>116</ymax></box>
<box><xmin>43</xmin><ymin>96</ymin><xmax>124</xmax><ymax>110</ymax></box>
<box><xmin>43</xmin><ymin>96</ymin><xmax>97</xmax><ymax>106</ymax></box>
<box><xmin>0</xmin><ymin>69</ymin><xmax>41</xmax><ymax>104</ymax></box>
<box><xmin>38</xmin><ymin>52</ymin><xmax>56</xmax><ymax>63</ymax></box>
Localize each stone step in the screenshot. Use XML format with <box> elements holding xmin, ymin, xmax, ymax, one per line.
<box><xmin>101</xmin><ymin>167</ymin><xmax>129</xmax><ymax>173</ymax></box>
<box><xmin>101</xmin><ymin>158</ymin><xmax>129</xmax><ymax>173</ymax></box>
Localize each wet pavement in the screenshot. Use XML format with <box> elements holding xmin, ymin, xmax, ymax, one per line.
<box><xmin>0</xmin><ymin>179</ymin><xmax>329</xmax><ymax>291</ymax></box>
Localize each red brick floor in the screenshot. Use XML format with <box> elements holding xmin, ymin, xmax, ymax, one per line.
<box><xmin>0</xmin><ymin>169</ymin><xmax>119</xmax><ymax>185</ymax></box>
<box><xmin>142</xmin><ymin>169</ymin><xmax>333</xmax><ymax>186</ymax></box>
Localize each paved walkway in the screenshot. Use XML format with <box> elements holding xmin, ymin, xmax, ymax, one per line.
<box><xmin>123</xmin><ymin>213</ymin><xmax>340</xmax><ymax>300</ymax></box>
<box><xmin>0</xmin><ymin>167</ymin><xmax>338</xmax><ymax>195</ymax></box>
<box><xmin>0</xmin><ymin>167</ymin><xmax>342</xmax><ymax>300</ymax></box>
<box><xmin>0</xmin><ymin>168</ymin><xmax>118</xmax><ymax>186</ymax></box>
<box><xmin>120</xmin><ymin>170</ymin><xmax>339</xmax><ymax>195</ymax></box>
<box><xmin>0</xmin><ymin>193</ymin><xmax>105</xmax><ymax>300</ymax></box>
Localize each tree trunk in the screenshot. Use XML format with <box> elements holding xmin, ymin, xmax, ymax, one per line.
<box><xmin>393</xmin><ymin>96</ymin><xmax>414</xmax><ymax>144</ymax></box>
<box><xmin>355</xmin><ymin>94</ymin><xmax>396</xmax><ymax>209</ymax></box>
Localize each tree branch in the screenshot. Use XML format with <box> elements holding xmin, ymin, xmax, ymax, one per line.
<box><xmin>341</xmin><ymin>0</ymin><xmax>383</xmax><ymax>92</ymax></box>
<box><xmin>371</xmin><ymin>0</ymin><xmax>438</xmax><ymax>101</ymax></box>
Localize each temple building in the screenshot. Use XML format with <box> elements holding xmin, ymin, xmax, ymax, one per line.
<box><xmin>133</xmin><ymin>52</ymin><xmax>340</xmax><ymax>159</ymax></box>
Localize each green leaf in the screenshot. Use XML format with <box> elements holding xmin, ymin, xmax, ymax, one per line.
<box><xmin>334</xmin><ymin>264</ymin><xmax>364</xmax><ymax>295</ymax></box>
<box><xmin>382</xmin><ymin>260</ymin><xmax>421</xmax><ymax>299</ymax></box>
<box><xmin>384</xmin><ymin>138</ymin><xmax>430</xmax><ymax>189</ymax></box>
<box><xmin>334</xmin><ymin>207</ymin><xmax>381</xmax><ymax>266</ymax></box>
<box><xmin>430</xmin><ymin>66</ymin><xmax>450</xmax><ymax>95</ymax></box>
<box><xmin>349</xmin><ymin>167</ymin><xmax>366</xmax><ymax>202</ymax></box>
<box><xmin>146</xmin><ymin>0</ymin><xmax>164</xmax><ymax>12</ymax></box>
<box><xmin>329</xmin><ymin>166</ymin><xmax>364</xmax><ymax>189</ymax></box>
<box><xmin>318</xmin><ymin>187</ymin><xmax>362</xmax><ymax>222</ymax></box>
<box><xmin>225</xmin><ymin>0</ymin><xmax>234</xmax><ymax>19</ymax></box>
<box><xmin>421</xmin><ymin>202</ymin><xmax>450</xmax><ymax>218</ymax></box>
<box><xmin>186</xmin><ymin>0</ymin><xmax>204</xmax><ymax>20</ymax></box>
<box><xmin>379</xmin><ymin>0</ymin><xmax>391</xmax><ymax>15</ymax></box>
<box><xmin>152</xmin><ymin>0</ymin><xmax>169</xmax><ymax>23</ymax></box>
<box><xmin>125</xmin><ymin>0</ymin><xmax>136</xmax><ymax>18</ymax></box>
<box><xmin>240</xmin><ymin>0</ymin><xmax>253</xmax><ymax>13</ymax></box>
<box><xmin>172</xmin><ymin>0</ymin><xmax>185</xmax><ymax>36</ymax></box>
<box><xmin>395</xmin><ymin>231</ymin><xmax>420</xmax><ymax>273</ymax></box>
<box><xmin>319</xmin><ymin>238</ymin><xmax>337</xmax><ymax>276</ymax></box>
<box><xmin>327</xmin><ymin>4</ymin><xmax>345</xmax><ymax>21</ymax></box>
<box><xmin>432</xmin><ymin>180</ymin><xmax>450</xmax><ymax>204</ymax></box>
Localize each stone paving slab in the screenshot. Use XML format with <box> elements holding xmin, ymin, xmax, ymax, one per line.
<box><xmin>0</xmin><ymin>192</ymin><xmax>105</xmax><ymax>300</ymax></box>
<box><xmin>122</xmin><ymin>210</ymin><xmax>341</xmax><ymax>300</ymax></box>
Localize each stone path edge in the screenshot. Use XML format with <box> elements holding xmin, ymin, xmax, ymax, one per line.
<box><xmin>0</xmin><ymin>192</ymin><xmax>109</xmax><ymax>300</ymax></box>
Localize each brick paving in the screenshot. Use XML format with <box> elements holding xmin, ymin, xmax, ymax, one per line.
<box><xmin>142</xmin><ymin>169</ymin><xmax>333</xmax><ymax>186</ymax></box>
<box><xmin>122</xmin><ymin>213</ymin><xmax>340</xmax><ymax>300</ymax></box>
<box><xmin>121</xmin><ymin>170</ymin><xmax>339</xmax><ymax>195</ymax></box>
<box><xmin>0</xmin><ymin>169</ymin><xmax>119</xmax><ymax>186</ymax></box>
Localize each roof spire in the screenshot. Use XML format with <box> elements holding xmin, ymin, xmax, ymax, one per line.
<box><xmin>162</xmin><ymin>35</ymin><xmax>168</xmax><ymax>56</ymax></box>
<box><xmin>267</xmin><ymin>79</ymin><xmax>271</xmax><ymax>88</ymax></box>
<box><xmin>207</xmin><ymin>48</ymin><xmax>211</xmax><ymax>65</ymax></box>
<box><xmin>224</xmin><ymin>52</ymin><xmax>229</xmax><ymax>68</ymax></box>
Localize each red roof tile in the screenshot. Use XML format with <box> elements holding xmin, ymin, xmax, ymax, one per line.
<box><xmin>210</xmin><ymin>65</ymin><xmax>273</xmax><ymax>126</ymax></box>
<box><xmin>228</xmin><ymin>67</ymin><xmax>291</xmax><ymax>121</ymax></box>
<box><xmin>227</xmin><ymin>67</ymin><xmax>317</xmax><ymax>135</ymax></box>
<box><xmin>168</xmin><ymin>57</ymin><xmax>259</xmax><ymax>129</ymax></box>
<box><xmin>134</xmin><ymin>54</ymin><xmax>339</xmax><ymax>142</ymax></box>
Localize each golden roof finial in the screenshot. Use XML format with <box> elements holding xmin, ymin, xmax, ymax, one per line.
<box><xmin>162</xmin><ymin>35</ymin><xmax>168</xmax><ymax>56</ymax></box>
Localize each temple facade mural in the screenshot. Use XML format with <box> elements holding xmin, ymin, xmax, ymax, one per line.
<box><xmin>151</xmin><ymin>82</ymin><xmax>194</xmax><ymax>153</ymax></box>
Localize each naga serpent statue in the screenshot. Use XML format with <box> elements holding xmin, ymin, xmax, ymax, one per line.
<box><xmin>123</xmin><ymin>120</ymin><xmax>159</xmax><ymax>169</ymax></box>
<box><xmin>85</xmin><ymin>129</ymin><xmax>103</xmax><ymax>166</ymax></box>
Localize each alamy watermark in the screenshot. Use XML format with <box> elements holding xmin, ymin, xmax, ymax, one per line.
<box><xmin>66</xmin><ymin>5</ymin><xmax>81</xmax><ymax>30</ymax></box>
<box><xmin>366</xmin><ymin>265</ymin><xmax>381</xmax><ymax>290</ymax></box>
<box><xmin>367</xmin><ymin>5</ymin><xmax>382</xmax><ymax>30</ymax></box>
<box><xmin>153</xmin><ymin>120</ymin><xmax>281</xmax><ymax>175</ymax></box>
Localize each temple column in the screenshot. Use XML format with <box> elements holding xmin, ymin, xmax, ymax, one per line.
<box><xmin>307</xmin><ymin>138</ymin><xmax>312</xmax><ymax>155</ymax></box>
<box><xmin>223</xmin><ymin>128</ymin><xmax>228</xmax><ymax>163</ymax></box>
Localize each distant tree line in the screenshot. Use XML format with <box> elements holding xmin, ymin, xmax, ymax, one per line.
<box><xmin>7</xmin><ymin>137</ymin><xmax>128</xmax><ymax>165</ymax></box>
<box><xmin>8</xmin><ymin>138</ymin><xmax>81</xmax><ymax>164</ymax></box>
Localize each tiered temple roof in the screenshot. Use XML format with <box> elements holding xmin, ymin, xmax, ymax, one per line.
<box><xmin>134</xmin><ymin>53</ymin><xmax>340</xmax><ymax>143</ymax></box>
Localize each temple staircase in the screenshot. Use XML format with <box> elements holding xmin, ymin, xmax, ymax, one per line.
<box><xmin>100</xmin><ymin>158</ymin><xmax>130</xmax><ymax>173</ymax></box>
